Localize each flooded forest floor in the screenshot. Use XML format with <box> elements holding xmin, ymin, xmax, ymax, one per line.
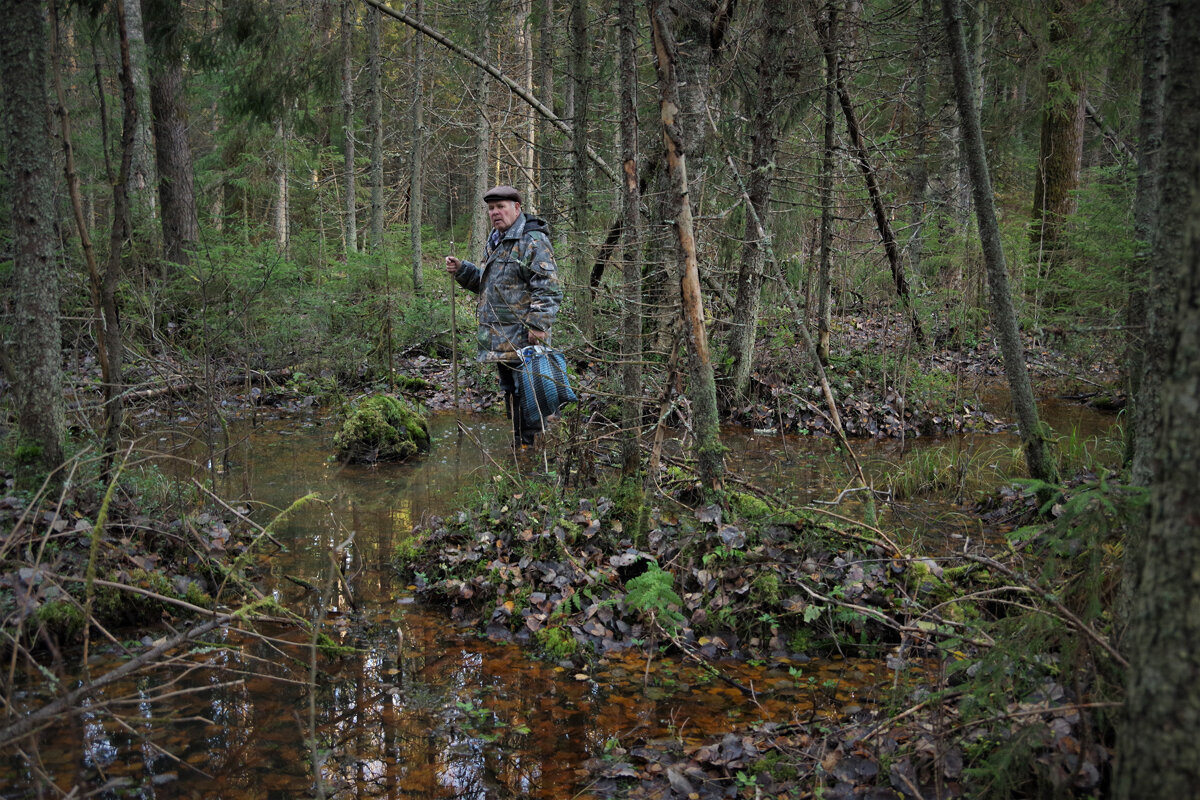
<box><xmin>0</xmin><ymin>314</ymin><xmax>1132</xmax><ymax>799</ymax></box>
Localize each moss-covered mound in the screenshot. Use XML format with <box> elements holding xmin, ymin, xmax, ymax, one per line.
<box><xmin>334</xmin><ymin>394</ymin><xmax>431</xmax><ymax>463</ymax></box>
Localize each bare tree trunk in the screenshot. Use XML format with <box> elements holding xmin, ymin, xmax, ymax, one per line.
<box><xmin>515</xmin><ymin>0</ymin><xmax>535</xmax><ymax>202</ymax></box>
<box><xmin>817</xmin><ymin>1</ymin><xmax>837</xmax><ymax>366</ymax></box>
<box><xmin>728</xmin><ymin>6</ymin><xmax>786</xmax><ymax>398</ymax></box>
<box><xmin>1117</xmin><ymin>6</ymin><xmax>1200</xmax><ymax>793</ymax></box>
<box><xmin>834</xmin><ymin>57</ymin><xmax>924</xmax><ymax>344</ymax></box>
<box><xmin>943</xmin><ymin>0</ymin><xmax>1057</xmax><ymax>484</ymax></box>
<box><xmin>619</xmin><ymin>0</ymin><xmax>642</xmax><ymax>477</ymax></box>
<box><xmin>363</xmin><ymin>0</ymin><xmax>616</xmax><ymax>183</ymax></box>
<box><xmin>906</xmin><ymin>0</ymin><xmax>932</xmax><ymax>280</ymax></box>
<box><xmin>145</xmin><ymin>0</ymin><xmax>198</xmax><ymax>270</ymax></box>
<box><xmin>1127</xmin><ymin>0</ymin><xmax>1170</xmax><ymax>483</ymax></box>
<box><xmin>469</xmin><ymin>0</ymin><xmax>492</xmax><ymax>258</ymax></box>
<box><xmin>536</xmin><ymin>0</ymin><xmax>557</xmax><ymax>218</ymax></box>
<box><xmin>274</xmin><ymin>116</ymin><xmax>289</xmax><ymax>254</ymax></box>
<box><xmin>571</xmin><ymin>0</ymin><xmax>594</xmax><ymax>343</ymax></box>
<box><xmin>122</xmin><ymin>0</ymin><xmax>158</xmax><ymax>251</ymax></box>
<box><xmin>1029</xmin><ymin>0</ymin><xmax>1087</xmax><ymax>286</ymax></box>
<box><xmin>409</xmin><ymin>0</ymin><xmax>425</xmax><ymax>294</ymax></box>
<box><xmin>1</xmin><ymin>0</ymin><xmax>65</xmax><ymax>474</ymax></box>
<box><xmin>367</xmin><ymin>4</ymin><xmax>385</xmax><ymax>251</ymax></box>
<box><xmin>341</xmin><ymin>0</ymin><xmax>358</xmax><ymax>255</ymax></box>
<box><xmin>101</xmin><ymin>0</ymin><xmax>141</xmax><ymax>476</ymax></box>
<box><xmin>649</xmin><ymin>0</ymin><xmax>723</xmax><ymax>491</ymax></box>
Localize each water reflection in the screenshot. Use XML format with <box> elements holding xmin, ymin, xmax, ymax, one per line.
<box><xmin>5</xmin><ymin>400</ymin><xmax>1115</xmax><ymax>798</ymax></box>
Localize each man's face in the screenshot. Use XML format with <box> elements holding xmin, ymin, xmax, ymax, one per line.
<box><xmin>487</xmin><ymin>200</ymin><xmax>521</xmax><ymax>232</ymax></box>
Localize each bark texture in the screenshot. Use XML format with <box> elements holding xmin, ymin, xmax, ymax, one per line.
<box><xmin>571</xmin><ymin>0</ymin><xmax>593</xmax><ymax>342</ymax></box>
<box><xmin>409</xmin><ymin>0</ymin><xmax>425</xmax><ymax>294</ymax></box>
<box><xmin>816</xmin><ymin>1</ymin><xmax>837</xmax><ymax>366</ymax></box>
<box><xmin>1029</xmin><ymin>0</ymin><xmax>1086</xmax><ymax>278</ymax></box>
<box><xmin>469</xmin><ymin>0</ymin><xmax>492</xmax><ymax>258</ymax></box>
<box><xmin>1117</xmin><ymin>7</ymin><xmax>1200</xmax><ymax>794</ymax></box>
<box><xmin>943</xmin><ymin>0</ymin><xmax>1057</xmax><ymax>484</ymax></box>
<box><xmin>367</xmin><ymin>4</ymin><xmax>385</xmax><ymax>251</ymax></box>
<box><xmin>0</xmin><ymin>0</ymin><xmax>65</xmax><ymax>472</ymax></box>
<box><xmin>619</xmin><ymin>0</ymin><xmax>642</xmax><ymax>476</ymax></box>
<box><xmin>341</xmin><ymin>0</ymin><xmax>358</xmax><ymax>255</ymax></box>
<box><xmin>649</xmin><ymin>0</ymin><xmax>723</xmax><ymax>491</ymax></box>
<box><xmin>145</xmin><ymin>0</ymin><xmax>198</xmax><ymax>268</ymax></box>
<box><xmin>728</xmin><ymin>6</ymin><xmax>787</xmax><ymax>397</ymax></box>
<box><xmin>1128</xmin><ymin>0</ymin><xmax>1170</xmax><ymax>485</ymax></box>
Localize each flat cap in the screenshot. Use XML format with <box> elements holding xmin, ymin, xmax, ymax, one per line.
<box><xmin>483</xmin><ymin>184</ymin><xmax>522</xmax><ymax>204</ymax></box>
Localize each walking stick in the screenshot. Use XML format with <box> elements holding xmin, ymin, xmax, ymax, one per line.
<box><xmin>450</xmin><ymin>239</ymin><xmax>460</xmax><ymax>410</ymax></box>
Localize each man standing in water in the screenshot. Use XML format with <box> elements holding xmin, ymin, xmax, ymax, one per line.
<box><xmin>445</xmin><ymin>185</ymin><xmax>563</xmax><ymax>446</ymax></box>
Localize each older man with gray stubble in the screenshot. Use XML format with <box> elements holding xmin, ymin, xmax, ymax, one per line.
<box><xmin>445</xmin><ymin>185</ymin><xmax>563</xmax><ymax>446</ymax></box>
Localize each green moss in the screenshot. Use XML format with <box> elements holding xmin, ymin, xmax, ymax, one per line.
<box><xmin>333</xmin><ymin>394</ymin><xmax>431</xmax><ymax>463</ymax></box>
<box><xmin>316</xmin><ymin>632</ymin><xmax>357</xmax><ymax>658</ymax></box>
<box><xmin>751</xmin><ymin>572</ymin><xmax>781</xmax><ymax>605</ymax></box>
<box><xmin>397</xmin><ymin>375</ymin><xmax>434</xmax><ymax>392</ymax></box>
<box><xmin>393</xmin><ymin>533</ymin><xmax>425</xmax><ymax>566</ymax></box>
<box><xmin>535</xmin><ymin>625</ymin><xmax>578</xmax><ymax>659</ymax></box>
<box><xmin>184</xmin><ymin>582</ymin><xmax>212</xmax><ymax>608</ymax></box>
<box><xmin>729</xmin><ymin>491</ymin><xmax>771</xmax><ymax>520</ymax></box>
<box><xmin>35</xmin><ymin>600</ymin><xmax>85</xmax><ymax>637</ymax></box>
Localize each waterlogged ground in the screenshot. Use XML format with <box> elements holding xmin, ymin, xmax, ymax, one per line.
<box><xmin>3</xmin><ymin>398</ymin><xmax>1113</xmax><ymax>799</ymax></box>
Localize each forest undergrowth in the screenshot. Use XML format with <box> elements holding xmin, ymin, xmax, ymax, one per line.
<box><xmin>0</xmin><ymin>299</ymin><xmax>1129</xmax><ymax>798</ymax></box>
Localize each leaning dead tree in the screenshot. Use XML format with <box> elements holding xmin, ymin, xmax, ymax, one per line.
<box><xmin>943</xmin><ymin>0</ymin><xmax>1057</xmax><ymax>484</ymax></box>
<box><xmin>649</xmin><ymin>0</ymin><xmax>724</xmax><ymax>491</ymax></box>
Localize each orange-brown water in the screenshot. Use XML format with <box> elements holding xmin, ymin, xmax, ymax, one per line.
<box><xmin>3</xmin><ymin>399</ymin><xmax>1113</xmax><ymax>798</ymax></box>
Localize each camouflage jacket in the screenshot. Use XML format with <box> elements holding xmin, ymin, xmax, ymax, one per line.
<box><xmin>453</xmin><ymin>213</ymin><xmax>563</xmax><ymax>363</ymax></box>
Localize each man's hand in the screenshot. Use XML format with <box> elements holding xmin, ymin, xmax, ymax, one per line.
<box><xmin>528</xmin><ymin>329</ymin><xmax>548</xmax><ymax>344</ymax></box>
<box><xmin>444</xmin><ymin>255</ymin><xmax>461</xmax><ymax>274</ymax></box>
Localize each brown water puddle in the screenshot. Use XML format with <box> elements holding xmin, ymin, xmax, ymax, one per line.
<box><xmin>4</xmin><ymin>399</ymin><xmax>1111</xmax><ymax>798</ymax></box>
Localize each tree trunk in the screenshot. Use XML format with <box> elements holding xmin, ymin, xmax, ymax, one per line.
<box><xmin>145</xmin><ymin>0</ymin><xmax>198</xmax><ymax>270</ymax></box>
<box><xmin>1117</xmin><ymin>7</ymin><xmax>1200</xmax><ymax>794</ymax></box>
<box><xmin>409</xmin><ymin>0</ymin><xmax>425</xmax><ymax>294</ymax></box>
<box><xmin>817</xmin><ymin>1</ymin><xmax>837</xmax><ymax>366</ymax></box>
<box><xmin>619</xmin><ymin>0</ymin><xmax>642</xmax><ymax>477</ymax></box>
<box><xmin>649</xmin><ymin>0</ymin><xmax>723</xmax><ymax>491</ymax></box>
<box><xmin>341</xmin><ymin>0</ymin><xmax>358</xmax><ymax>255</ymax></box>
<box><xmin>906</xmin><ymin>0</ymin><xmax>932</xmax><ymax>280</ymax></box>
<box><xmin>943</xmin><ymin>0</ymin><xmax>1057</xmax><ymax>485</ymax></box>
<box><xmin>367</xmin><ymin>3</ymin><xmax>385</xmax><ymax>251</ymax></box>
<box><xmin>0</xmin><ymin>0</ymin><xmax>65</xmax><ymax>474</ymax></box>
<box><xmin>835</xmin><ymin>56</ymin><xmax>924</xmax><ymax>345</ymax></box>
<box><xmin>122</xmin><ymin>0</ymin><xmax>159</xmax><ymax>249</ymax></box>
<box><xmin>101</xmin><ymin>0</ymin><xmax>140</xmax><ymax>476</ymax></box>
<box><xmin>274</xmin><ymin>116</ymin><xmax>289</xmax><ymax>254</ymax></box>
<box><xmin>571</xmin><ymin>0</ymin><xmax>594</xmax><ymax>343</ymax></box>
<box><xmin>1128</xmin><ymin>0</ymin><xmax>1170</xmax><ymax>484</ymax></box>
<box><xmin>728</xmin><ymin>6</ymin><xmax>786</xmax><ymax>398</ymax></box>
<box><xmin>536</xmin><ymin>0</ymin><xmax>557</xmax><ymax>217</ymax></box>
<box><xmin>1029</xmin><ymin>0</ymin><xmax>1087</xmax><ymax>285</ymax></box>
<box><xmin>515</xmin><ymin>0</ymin><xmax>535</xmax><ymax>202</ymax></box>
<box><xmin>469</xmin><ymin>0</ymin><xmax>492</xmax><ymax>258</ymax></box>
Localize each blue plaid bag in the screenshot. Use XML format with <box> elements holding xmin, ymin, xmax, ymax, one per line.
<box><xmin>514</xmin><ymin>346</ymin><xmax>577</xmax><ymax>431</ymax></box>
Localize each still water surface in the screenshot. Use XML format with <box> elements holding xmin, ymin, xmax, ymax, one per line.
<box><xmin>4</xmin><ymin>399</ymin><xmax>1113</xmax><ymax>798</ymax></box>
